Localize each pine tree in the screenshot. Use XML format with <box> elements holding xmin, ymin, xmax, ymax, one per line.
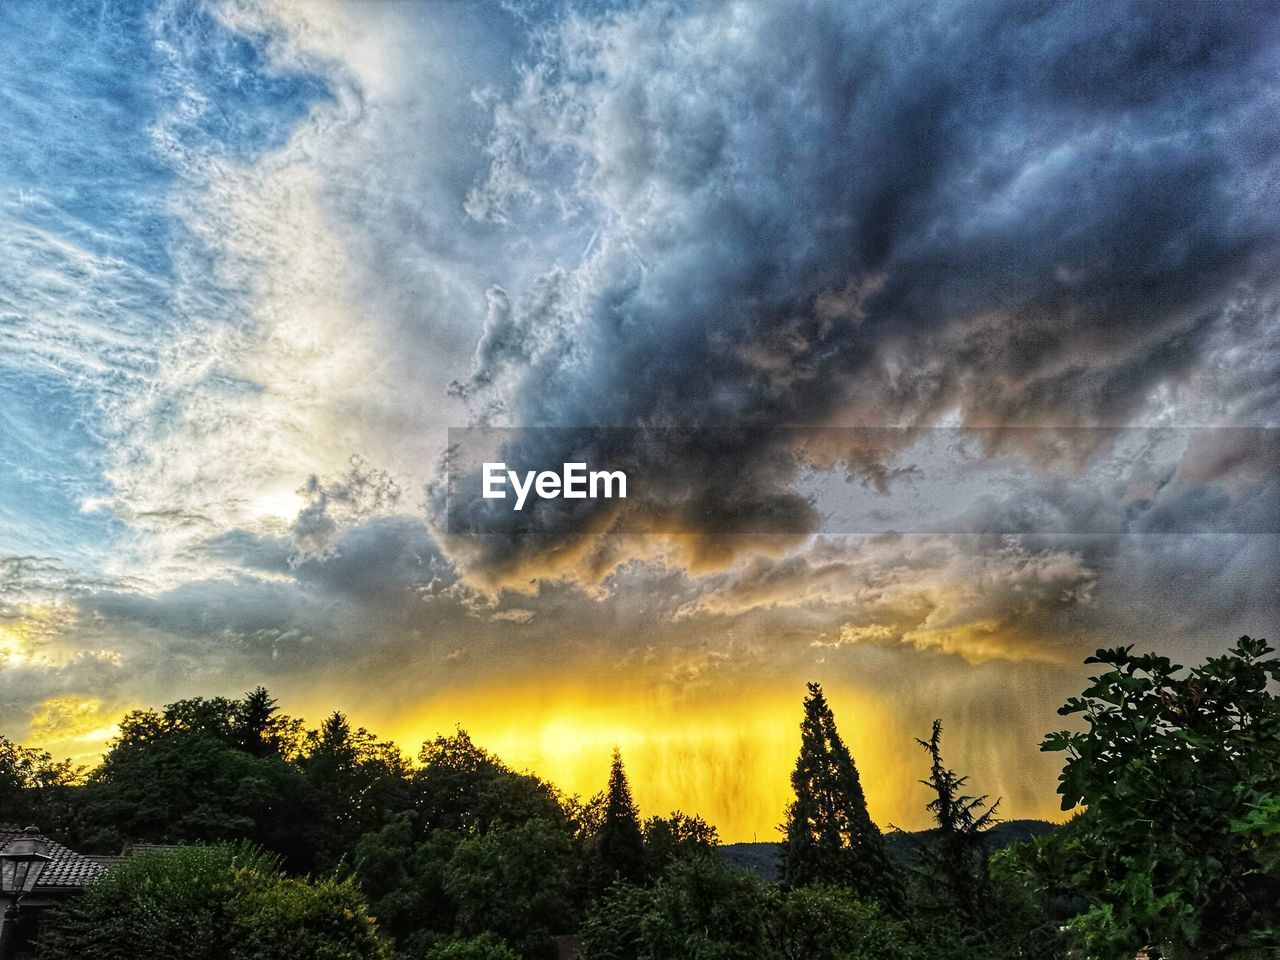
<box><xmin>593</xmin><ymin>748</ymin><xmax>647</xmax><ymax>891</ymax></box>
<box><xmin>234</xmin><ymin>687</ymin><xmax>280</xmax><ymax>757</ymax></box>
<box><xmin>781</xmin><ymin>682</ymin><xmax>901</xmax><ymax>910</ymax></box>
<box><xmin>915</xmin><ymin>719</ymin><xmax>1000</xmax><ymax>920</ymax></box>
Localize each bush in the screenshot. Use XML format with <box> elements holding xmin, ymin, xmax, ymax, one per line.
<box><xmin>419</xmin><ymin>933</ymin><xmax>519</xmax><ymax>960</ymax></box>
<box><xmin>39</xmin><ymin>843</ymin><xmax>388</xmax><ymax>960</ymax></box>
<box><xmin>581</xmin><ymin>856</ymin><xmax>773</xmax><ymax>960</ymax></box>
<box><xmin>768</xmin><ymin>885</ymin><xmax>919</xmax><ymax>960</ymax></box>
<box><xmin>582</xmin><ymin>856</ymin><xmax>917</xmax><ymax>960</ymax></box>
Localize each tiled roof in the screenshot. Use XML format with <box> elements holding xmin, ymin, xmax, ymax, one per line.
<box><xmin>123</xmin><ymin>842</ymin><xmax>181</xmax><ymax>858</ymax></box>
<box><xmin>0</xmin><ymin>827</ymin><xmax>106</xmax><ymax>891</ymax></box>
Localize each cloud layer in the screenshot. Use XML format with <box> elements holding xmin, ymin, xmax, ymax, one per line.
<box><xmin>1</xmin><ymin>0</ymin><xmax>1277</xmax><ymax>838</ymax></box>
<box><xmin>441</xmin><ymin>0</ymin><xmax>1280</xmax><ymax>584</ymax></box>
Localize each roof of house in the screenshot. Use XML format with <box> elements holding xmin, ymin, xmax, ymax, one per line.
<box><xmin>0</xmin><ymin>827</ymin><xmax>107</xmax><ymax>892</ymax></box>
<box><xmin>121</xmin><ymin>842</ymin><xmax>181</xmax><ymax>858</ymax></box>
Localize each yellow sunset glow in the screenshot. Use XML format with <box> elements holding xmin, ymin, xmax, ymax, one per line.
<box><xmin>24</xmin><ymin>695</ymin><xmax>131</xmax><ymax>768</ymax></box>
<box><xmin>0</xmin><ymin>604</ymin><xmax>69</xmax><ymax>668</ymax></box>
<box><xmin>385</xmin><ymin>681</ymin><xmax>940</xmax><ymax>842</ymax></box>
<box><xmin>24</xmin><ymin>677</ymin><xmax>1071</xmax><ymax>843</ymax></box>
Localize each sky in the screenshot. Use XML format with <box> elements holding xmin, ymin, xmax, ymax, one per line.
<box><xmin>2</xmin><ymin>0</ymin><xmax>1278</xmax><ymax>841</ymax></box>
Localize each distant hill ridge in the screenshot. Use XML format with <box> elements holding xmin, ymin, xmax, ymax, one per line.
<box><xmin>719</xmin><ymin>819</ymin><xmax>1057</xmax><ymax>882</ymax></box>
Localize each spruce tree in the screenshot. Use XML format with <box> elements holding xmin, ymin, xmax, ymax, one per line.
<box><xmin>915</xmin><ymin>719</ymin><xmax>1000</xmax><ymax>920</ymax></box>
<box><xmin>234</xmin><ymin>687</ymin><xmax>280</xmax><ymax>757</ymax></box>
<box><xmin>593</xmin><ymin>748</ymin><xmax>647</xmax><ymax>891</ymax></box>
<box><xmin>781</xmin><ymin>682</ymin><xmax>901</xmax><ymax>910</ymax></box>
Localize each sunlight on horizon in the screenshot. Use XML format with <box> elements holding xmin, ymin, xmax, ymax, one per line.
<box><xmin>381</xmin><ymin>680</ymin><xmax>1067</xmax><ymax>841</ymax></box>
<box><xmin>27</xmin><ymin>681</ymin><xmax>1071</xmax><ymax>842</ymax></box>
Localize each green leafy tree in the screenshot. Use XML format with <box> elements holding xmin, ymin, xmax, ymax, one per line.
<box><xmin>581</xmin><ymin>856</ymin><xmax>775</xmax><ymax>960</ymax></box>
<box><xmin>302</xmin><ymin>711</ymin><xmax>411</xmax><ymax>868</ymax></box>
<box><xmin>354</xmin><ymin>819</ymin><xmax>465</xmax><ymax>953</ymax></box>
<box><xmin>0</xmin><ymin>736</ymin><xmax>80</xmax><ymax>831</ymax></box>
<box><xmin>443</xmin><ymin>819</ymin><xmax>576</xmax><ymax>959</ymax></box>
<box><xmin>767</xmin><ymin>884</ymin><xmax>920</xmax><ymax>960</ymax></box>
<box><xmin>593</xmin><ymin>749</ymin><xmax>647</xmax><ymax>892</ymax></box>
<box><xmin>643</xmin><ymin>811</ymin><xmax>718</xmax><ymax>873</ymax></box>
<box><xmin>77</xmin><ymin>701</ymin><xmax>316</xmax><ymax>864</ymax></box>
<box><xmin>781</xmin><ymin>682</ymin><xmax>901</xmax><ymax>911</ymax></box>
<box><xmin>351</xmin><ymin>733</ymin><xmax>579</xmax><ymax>953</ymax></box>
<box><xmin>582</xmin><ymin>857</ymin><xmax>919</xmax><ymax>960</ymax></box>
<box><xmin>38</xmin><ymin>843</ymin><xmax>389</xmax><ymax>960</ymax></box>
<box><xmin>1012</xmin><ymin>636</ymin><xmax>1280</xmax><ymax>957</ymax></box>
<box><xmin>412</xmin><ymin>730</ymin><xmax>568</xmax><ymax>836</ymax></box>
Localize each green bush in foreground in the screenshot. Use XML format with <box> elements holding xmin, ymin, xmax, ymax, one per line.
<box><xmin>1005</xmin><ymin>636</ymin><xmax>1280</xmax><ymax>958</ymax></box>
<box><xmin>768</xmin><ymin>884</ymin><xmax>919</xmax><ymax>960</ymax></box>
<box><xmin>38</xmin><ymin>843</ymin><xmax>389</xmax><ymax>960</ymax></box>
<box><xmin>580</xmin><ymin>856</ymin><xmax>917</xmax><ymax>960</ymax></box>
<box><xmin>419</xmin><ymin>932</ymin><xmax>519</xmax><ymax>960</ymax></box>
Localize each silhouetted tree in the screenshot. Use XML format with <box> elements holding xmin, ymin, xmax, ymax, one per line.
<box><xmin>593</xmin><ymin>748</ymin><xmax>646</xmax><ymax>891</ymax></box>
<box><xmin>0</xmin><ymin>736</ymin><xmax>80</xmax><ymax>831</ymax></box>
<box><xmin>913</xmin><ymin>719</ymin><xmax>1000</xmax><ymax>921</ymax></box>
<box><xmin>76</xmin><ymin>697</ymin><xmax>315</xmax><ymax>865</ymax></box>
<box><xmin>302</xmin><ymin>711</ymin><xmax>410</xmax><ymax>868</ymax></box>
<box><xmin>643</xmin><ymin>811</ymin><xmax>718</xmax><ymax>873</ymax></box>
<box><xmin>781</xmin><ymin>682</ymin><xmax>901</xmax><ymax>911</ymax></box>
<box><xmin>413</xmin><ymin>729</ymin><xmax>568</xmax><ymax>836</ymax></box>
<box><xmin>233</xmin><ymin>687</ymin><xmax>303</xmax><ymax>759</ymax></box>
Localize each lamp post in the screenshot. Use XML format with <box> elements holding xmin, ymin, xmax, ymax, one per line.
<box><xmin>0</xmin><ymin>827</ymin><xmax>51</xmax><ymax>960</ymax></box>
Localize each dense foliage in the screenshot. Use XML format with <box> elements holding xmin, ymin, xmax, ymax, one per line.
<box><xmin>581</xmin><ymin>857</ymin><xmax>918</xmax><ymax>960</ymax></box>
<box><xmin>66</xmin><ymin>691</ymin><xmax>406</xmax><ymax>872</ymax></box>
<box><xmin>37</xmin><ymin>843</ymin><xmax>388</xmax><ymax>960</ymax></box>
<box><xmin>9</xmin><ymin>636</ymin><xmax>1274</xmax><ymax>960</ymax></box>
<box><xmin>1005</xmin><ymin>636</ymin><xmax>1280</xmax><ymax>958</ymax></box>
<box><xmin>420</xmin><ymin>933</ymin><xmax>521</xmax><ymax>960</ymax></box>
<box><xmin>0</xmin><ymin>736</ymin><xmax>79</xmax><ymax>829</ymax></box>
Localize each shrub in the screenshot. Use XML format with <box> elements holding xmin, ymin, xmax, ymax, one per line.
<box><xmin>38</xmin><ymin>843</ymin><xmax>388</xmax><ymax>960</ymax></box>
<box><xmin>768</xmin><ymin>884</ymin><xmax>919</xmax><ymax>960</ymax></box>
<box><xmin>582</xmin><ymin>856</ymin><xmax>917</xmax><ymax>960</ymax></box>
<box><xmin>420</xmin><ymin>933</ymin><xmax>519</xmax><ymax>960</ymax></box>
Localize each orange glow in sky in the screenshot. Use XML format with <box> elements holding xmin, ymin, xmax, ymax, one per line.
<box><xmin>380</xmin><ymin>679</ymin><xmax>1028</xmax><ymax>842</ymax></box>
<box><xmin>27</xmin><ymin>677</ymin><xmax>1070</xmax><ymax>843</ymax></box>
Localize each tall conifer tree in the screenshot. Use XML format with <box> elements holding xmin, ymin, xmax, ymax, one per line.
<box><xmin>234</xmin><ymin>687</ymin><xmax>282</xmax><ymax>757</ymax></box>
<box><xmin>781</xmin><ymin>682</ymin><xmax>901</xmax><ymax>909</ymax></box>
<box><xmin>593</xmin><ymin>748</ymin><xmax>647</xmax><ymax>890</ymax></box>
<box><xmin>915</xmin><ymin>719</ymin><xmax>1000</xmax><ymax>920</ymax></box>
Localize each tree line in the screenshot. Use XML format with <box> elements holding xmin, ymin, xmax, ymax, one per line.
<box><xmin>2</xmin><ymin>635</ymin><xmax>1278</xmax><ymax>959</ymax></box>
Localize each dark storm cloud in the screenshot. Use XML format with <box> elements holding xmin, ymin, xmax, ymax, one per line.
<box><xmin>292</xmin><ymin>516</ymin><xmax>457</xmax><ymax>600</ymax></box>
<box><xmin>443</xmin><ymin>0</ymin><xmax>1280</xmax><ymax>584</ymax></box>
